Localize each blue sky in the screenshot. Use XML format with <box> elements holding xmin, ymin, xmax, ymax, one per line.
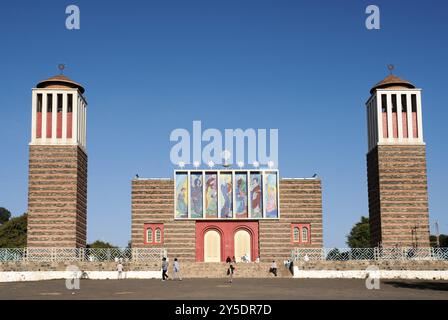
<box><xmin>0</xmin><ymin>0</ymin><xmax>447</xmax><ymax>247</ymax></box>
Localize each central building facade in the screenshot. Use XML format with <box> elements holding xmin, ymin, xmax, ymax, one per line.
<box><xmin>131</xmin><ymin>170</ymin><xmax>323</xmax><ymax>262</ymax></box>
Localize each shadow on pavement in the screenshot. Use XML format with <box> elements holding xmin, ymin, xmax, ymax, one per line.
<box><xmin>384</xmin><ymin>281</ymin><xmax>448</xmax><ymax>292</ymax></box>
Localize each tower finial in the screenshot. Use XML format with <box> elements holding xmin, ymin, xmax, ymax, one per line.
<box><xmin>58</xmin><ymin>64</ymin><xmax>66</xmax><ymax>75</ymax></box>
<box><xmin>387</xmin><ymin>64</ymin><xmax>395</xmax><ymax>75</ymax></box>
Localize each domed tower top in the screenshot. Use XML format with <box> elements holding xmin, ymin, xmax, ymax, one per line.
<box><xmin>36</xmin><ymin>74</ymin><xmax>85</xmax><ymax>94</ymax></box>
<box><xmin>365</xmin><ymin>68</ymin><xmax>424</xmax><ymax>153</ymax></box>
<box><xmin>370</xmin><ymin>74</ymin><xmax>415</xmax><ymax>94</ymax></box>
<box><xmin>31</xmin><ymin>67</ymin><xmax>88</xmax><ymax>149</ymax></box>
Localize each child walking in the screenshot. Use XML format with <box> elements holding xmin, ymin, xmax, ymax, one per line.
<box><xmin>173</xmin><ymin>258</ymin><xmax>182</xmax><ymax>281</ymax></box>
<box><xmin>227</xmin><ymin>261</ymin><xmax>235</xmax><ymax>283</ymax></box>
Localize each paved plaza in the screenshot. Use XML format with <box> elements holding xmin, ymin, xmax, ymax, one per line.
<box><xmin>0</xmin><ymin>278</ymin><xmax>447</xmax><ymax>300</ymax></box>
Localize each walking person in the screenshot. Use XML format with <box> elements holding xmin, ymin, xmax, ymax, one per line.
<box><xmin>117</xmin><ymin>262</ymin><xmax>124</xmax><ymax>280</ymax></box>
<box><xmin>162</xmin><ymin>257</ymin><xmax>169</xmax><ymax>281</ymax></box>
<box><xmin>227</xmin><ymin>261</ymin><xmax>235</xmax><ymax>283</ymax></box>
<box><xmin>173</xmin><ymin>258</ymin><xmax>182</xmax><ymax>281</ymax></box>
<box><xmin>269</xmin><ymin>260</ymin><xmax>278</xmax><ymax>277</ymax></box>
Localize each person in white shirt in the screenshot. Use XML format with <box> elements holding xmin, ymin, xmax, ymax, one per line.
<box><xmin>173</xmin><ymin>258</ymin><xmax>182</xmax><ymax>281</ymax></box>
<box><xmin>117</xmin><ymin>263</ymin><xmax>124</xmax><ymax>280</ymax></box>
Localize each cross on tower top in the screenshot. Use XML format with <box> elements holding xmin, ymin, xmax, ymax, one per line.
<box><xmin>387</xmin><ymin>64</ymin><xmax>395</xmax><ymax>75</ymax></box>
<box><xmin>58</xmin><ymin>64</ymin><xmax>66</xmax><ymax>75</ymax></box>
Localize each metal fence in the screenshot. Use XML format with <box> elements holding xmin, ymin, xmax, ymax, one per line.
<box><xmin>0</xmin><ymin>248</ymin><xmax>167</xmax><ymax>263</ymax></box>
<box><xmin>291</xmin><ymin>247</ymin><xmax>448</xmax><ymax>261</ymax></box>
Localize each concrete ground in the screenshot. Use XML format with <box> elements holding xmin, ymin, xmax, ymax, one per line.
<box><xmin>0</xmin><ymin>278</ymin><xmax>447</xmax><ymax>300</ymax></box>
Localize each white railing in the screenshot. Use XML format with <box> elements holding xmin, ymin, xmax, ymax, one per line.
<box><xmin>291</xmin><ymin>247</ymin><xmax>448</xmax><ymax>261</ymax></box>
<box><xmin>0</xmin><ymin>248</ymin><xmax>167</xmax><ymax>263</ymax></box>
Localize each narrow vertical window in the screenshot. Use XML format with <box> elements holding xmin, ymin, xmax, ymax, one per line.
<box><xmin>302</xmin><ymin>227</ymin><xmax>309</xmax><ymax>243</ymax></box>
<box><xmin>155</xmin><ymin>228</ymin><xmax>162</xmax><ymax>243</ymax></box>
<box><xmin>46</xmin><ymin>94</ymin><xmax>53</xmax><ymax>138</ymax></box>
<box><xmin>36</xmin><ymin>94</ymin><xmax>43</xmax><ymax>138</ymax></box>
<box><xmin>401</xmin><ymin>94</ymin><xmax>407</xmax><ymax>112</ymax></box>
<box><xmin>391</xmin><ymin>94</ymin><xmax>397</xmax><ymax>112</ymax></box>
<box><xmin>401</xmin><ymin>94</ymin><xmax>409</xmax><ymax>138</ymax></box>
<box><xmin>67</xmin><ymin>94</ymin><xmax>73</xmax><ymax>113</ymax></box>
<box><xmin>146</xmin><ymin>228</ymin><xmax>153</xmax><ymax>244</ymax></box>
<box><xmin>411</xmin><ymin>94</ymin><xmax>417</xmax><ymax>112</ymax></box>
<box><xmin>391</xmin><ymin>94</ymin><xmax>398</xmax><ymax>138</ymax></box>
<box><xmin>411</xmin><ymin>94</ymin><xmax>418</xmax><ymax>138</ymax></box>
<box><xmin>37</xmin><ymin>94</ymin><xmax>42</xmax><ymax>112</ymax></box>
<box><xmin>47</xmin><ymin>94</ymin><xmax>53</xmax><ymax>112</ymax></box>
<box><xmin>57</xmin><ymin>94</ymin><xmax>63</xmax><ymax>113</ymax></box>
<box><xmin>293</xmin><ymin>227</ymin><xmax>300</xmax><ymax>242</ymax></box>
<box><xmin>381</xmin><ymin>94</ymin><xmax>388</xmax><ymax>138</ymax></box>
<box><xmin>381</xmin><ymin>94</ymin><xmax>387</xmax><ymax>112</ymax></box>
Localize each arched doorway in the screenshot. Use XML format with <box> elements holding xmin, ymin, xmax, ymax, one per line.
<box><xmin>234</xmin><ymin>229</ymin><xmax>251</xmax><ymax>262</ymax></box>
<box><xmin>204</xmin><ymin>229</ymin><xmax>221</xmax><ymax>262</ymax></box>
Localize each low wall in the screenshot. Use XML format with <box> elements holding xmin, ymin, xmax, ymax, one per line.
<box><xmin>0</xmin><ymin>261</ymin><xmax>163</xmax><ymax>282</ymax></box>
<box><xmin>293</xmin><ymin>260</ymin><xmax>448</xmax><ymax>270</ymax></box>
<box><xmin>293</xmin><ymin>260</ymin><xmax>448</xmax><ymax>280</ymax></box>
<box><xmin>293</xmin><ymin>268</ymin><xmax>448</xmax><ymax>280</ymax></box>
<box><xmin>1</xmin><ymin>260</ymin><xmax>448</xmax><ymax>282</ymax></box>
<box><xmin>0</xmin><ymin>261</ymin><xmax>161</xmax><ymax>272</ymax></box>
<box><xmin>0</xmin><ymin>271</ymin><xmax>161</xmax><ymax>282</ymax></box>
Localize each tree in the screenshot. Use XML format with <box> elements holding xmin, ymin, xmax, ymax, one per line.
<box><xmin>430</xmin><ymin>234</ymin><xmax>448</xmax><ymax>247</ymax></box>
<box><xmin>0</xmin><ymin>214</ymin><xmax>27</xmax><ymax>248</ymax></box>
<box><xmin>86</xmin><ymin>240</ymin><xmax>117</xmax><ymax>249</ymax></box>
<box><xmin>0</xmin><ymin>207</ymin><xmax>11</xmax><ymax>224</ymax></box>
<box><xmin>346</xmin><ymin>216</ymin><xmax>370</xmax><ymax>248</ymax></box>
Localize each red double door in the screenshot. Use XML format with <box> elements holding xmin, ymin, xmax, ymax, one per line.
<box><xmin>195</xmin><ymin>221</ymin><xmax>259</xmax><ymax>262</ymax></box>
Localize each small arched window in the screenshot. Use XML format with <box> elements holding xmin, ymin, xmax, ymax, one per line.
<box><xmin>293</xmin><ymin>227</ymin><xmax>300</xmax><ymax>242</ymax></box>
<box><xmin>155</xmin><ymin>228</ymin><xmax>162</xmax><ymax>243</ymax></box>
<box><xmin>144</xmin><ymin>224</ymin><xmax>164</xmax><ymax>245</ymax></box>
<box><xmin>146</xmin><ymin>228</ymin><xmax>153</xmax><ymax>243</ymax></box>
<box><xmin>302</xmin><ymin>227</ymin><xmax>309</xmax><ymax>243</ymax></box>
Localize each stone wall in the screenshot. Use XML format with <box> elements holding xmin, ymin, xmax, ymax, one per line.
<box><xmin>131</xmin><ymin>179</ymin><xmax>196</xmax><ymax>261</ymax></box>
<box><xmin>27</xmin><ymin>145</ymin><xmax>88</xmax><ymax>248</ymax></box>
<box><xmin>367</xmin><ymin>145</ymin><xmax>430</xmax><ymax>247</ymax></box>
<box><xmin>259</xmin><ymin>178</ymin><xmax>323</xmax><ymax>261</ymax></box>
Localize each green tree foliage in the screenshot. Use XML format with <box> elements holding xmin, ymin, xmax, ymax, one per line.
<box><xmin>430</xmin><ymin>234</ymin><xmax>448</xmax><ymax>247</ymax></box>
<box><xmin>346</xmin><ymin>216</ymin><xmax>370</xmax><ymax>248</ymax></box>
<box><xmin>86</xmin><ymin>240</ymin><xmax>117</xmax><ymax>249</ymax></box>
<box><xmin>0</xmin><ymin>207</ymin><xmax>12</xmax><ymax>224</ymax></box>
<box><xmin>0</xmin><ymin>214</ymin><xmax>27</xmax><ymax>248</ymax></box>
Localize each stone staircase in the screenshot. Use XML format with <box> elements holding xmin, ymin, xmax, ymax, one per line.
<box><xmin>171</xmin><ymin>262</ymin><xmax>293</xmax><ymax>278</ymax></box>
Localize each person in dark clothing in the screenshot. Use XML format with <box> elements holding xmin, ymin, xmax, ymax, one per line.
<box><xmin>227</xmin><ymin>262</ymin><xmax>235</xmax><ymax>283</ymax></box>
<box><xmin>226</xmin><ymin>256</ymin><xmax>231</xmax><ymax>263</ymax></box>
<box><xmin>269</xmin><ymin>260</ymin><xmax>278</xmax><ymax>277</ymax></box>
<box><xmin>162</xmin><ymin>257</ymin><xmax>169</xmax><ymax>281</ymax></box>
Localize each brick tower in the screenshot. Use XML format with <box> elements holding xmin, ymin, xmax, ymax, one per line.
<box><xmin>366</xmin><ymin>72</ymin><xmax>430</xmax><ymax>248</ymax></box>
<box><xmin>27</xmin><ymin>72</ymin><xmax>88</xmax><ymax>248</ymax></box>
